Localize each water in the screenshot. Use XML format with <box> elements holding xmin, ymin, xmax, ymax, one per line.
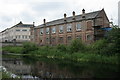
<box><xmin>2</xmin><ymin>57</ymin><xmax>119</xmax><ymax>79</ymax></box>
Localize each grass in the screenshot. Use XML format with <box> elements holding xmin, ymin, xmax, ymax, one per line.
<box><xmin>2</xmin><ymin>46</ymin><xmax>22</xmax><ymax>53</ymax></box>
<box><xmin>2</xmin><ymin>41</ymin><xmax>119</xmax><ymax>65</ymax></box>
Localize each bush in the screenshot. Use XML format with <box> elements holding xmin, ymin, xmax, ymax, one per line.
<box><xmin>91</xmin><ymin>39</ymin><xmax>108</xmax><ymax>54</ymax></box>
<box><xmin>22</xmin><ymin>42</ymin><xmax>38</xmax><ymax>54</ymax></box>
<box><xmin>56</xmin><ymin>44</ymin><xmax>67</xmax><ymax>52</ymax></box>
<box><xmin>69</xmin><ymin>39</ymin><xmax>86</xmax><ymax>53</ymax></box>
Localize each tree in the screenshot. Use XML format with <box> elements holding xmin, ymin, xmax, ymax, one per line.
<box><xmin>107</xmin><ymin>27</ymin><xmax>120</xmax><ymax>54</ymax></box>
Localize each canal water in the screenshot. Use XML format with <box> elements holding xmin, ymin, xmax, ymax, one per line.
<box><xmin>2</xmin><ymin>57</ymin><xmax>119</xmax><ymax>79</ymax></box>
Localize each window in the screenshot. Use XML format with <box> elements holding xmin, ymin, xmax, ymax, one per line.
<box><xmin>18</xmin><ymin>35</ymin><xmax>21</xmax><ymax>39</ymax></box>
<box><xmin>22</xmin><ymin>35</ymin><xmax>24</xmax><ymax>39</ymax></box>
<box><xmin>16</xmin><ymin>36</ymin><xmax>17</xmax><ymax>39</ymax></box>
<box><xmin>46</xmin><ymin>28</ymin><xmax>49</xmax><ymax>34</ymax></box>
<box><xmin>87</xmin><ymin>35</ymin><xmax>92</xmax><ymax>40</ymax></box>
<box><xmin>59</xmin><ymin>37</ymin><xmax>63</xmax><ymax>43</ymax></box>
<box><xmin>22</xmin><ymin>29</ymin><xmax>27</xmax><ymax>31</ymax></box>
<box><xmin>76</xmin><ymin>23</ymin><xmax>81</xmax><ymax>31</ymax></box>
<box><xmin>67</xmin><ymin>36</ymin><xmax>72</xmax><ymax>42</ymax></box>
<box><xmin>52</xmin><ymin>37</ymin><xmax>56</xmax><ymax>44</ymax></box>
<box><xmin>67</xmin><ymin>24</ymin><xmax>72</xmax><ymax>32</ymax></box>
<box><xmin>76</xmin><ymin>35</ymin><xmax>81</xmax><ymax>39</ymax></box>
<box><xmin>87</xmin><ymin>21</ymin><xmax>92</xmax><ymax>30</ymax></box>
<box><xmin>25</xmin><ymin>35</ymin><xmax>27</xmax><ymax>39</ymax></box>
<box><xmin>46</xmin><ymin>37</ymin><xmax>49</xmax><ymax>42</ymax></box>
<box><xmin>40</xmin><ymin>29</ymin><xmax>43</xmax><ymax>35</ymax></box>
<box><xmin>52</xmin><ymin>27</ymin><xmax>56</xmax><ymax>33</ymax></box>
<box><xmin>59</xmin><ymin>26</ymin><xmax>63</xmax><ymax>33</ymax></box>
<box><xmin>16</xmin><ymin>29</ymin><xmax>20</xmax><ymax>31</ymax></box>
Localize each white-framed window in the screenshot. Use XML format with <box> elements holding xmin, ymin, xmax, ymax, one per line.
<box><xmin>59</xmin><ymin>26</ymin><xmax>63</xmax><ymax>33</ymax></box>
<box><xmin>52</xmin><ymin>27</ymin><xmax>56</xmax><ymax>33</ymax></box>
<box><xmin>76</xmin><ymin>23</ymin><xmax>81</xmax><ymax>31</ymax></box>
<box><xmin>40</xmin><ymin>28</ymin><xmax>43</xmax><ymax>35</ymax></box>
<box><xmin>46</xmin><ymin>28</ymin><xmax>49</xmax><ymax>34</ymax></box>
<box><xmin>67</xmin><ymin>24</ymin><xmax>72</xmax><ymax>32</ymax></box>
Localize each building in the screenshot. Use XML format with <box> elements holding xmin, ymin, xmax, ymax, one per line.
<box><xmin>0</xmin><ymin>21</ymin><xmax>33</xmax><ymax>42</ymax></box>
<box><xmin>118</xmin><ymin>1</ymin><xmax>120</xmax><ymax>27</ymax></box>
<box><xmin>31</xmin><ymin>9</ymin><xmax>109</xmax><ymax>45</ymax></box>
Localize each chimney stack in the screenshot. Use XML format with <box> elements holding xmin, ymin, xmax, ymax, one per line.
<box><xmin>82</xmin><ymin>9</ymin><xmax>85</xmax><ymax>14</ymax></box>
<box><xmin>82</xmin><ymin>9</ymin><xmax>85</xmax><ymax>18</ymax></box>
<box><xmin>72</xmin><ymin>11</ymin><xmax>75</xmax><ymax>20</ymax></box>
<box><xmin>43</xmin><ymin>19</ymin><xmax>46</xmax><ymax>24</ymax></box>
<box><xmin>33</xmin><ymin>22</ymin><xmax>35</xmax><ymax>27</ymax></box>
<box><xmin>64</xmin><ymin>13</ymin><xmax>67</xmax><ymax>21</ymax></box>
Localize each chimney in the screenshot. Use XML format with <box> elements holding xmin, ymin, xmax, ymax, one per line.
<box><xmin>72</xmin><ymin>11</ymin><xmax>75</xmax><ymax>20</ymax></box>
<box><xmin>82</xmin><ymin>9</ymin><xmax>85</xmax><ymax>18</ymax></box>
<box><xmin>33</xmin><ymin>22</ymin><xmax>35</xmax><ymax>27</ymax></box>
<box><xmin>82</xmin><ymin>9</ymin><xmax>85</xmax><ymax>14</ymax></box>
<box><xmin>43</xmin><ymin>19</ymin><xmax>46</xmax><ymax>24</ymax></box>
<box><xmin>64</xmin><ymin>13</ymin><xmax>67</xmax><ymax>21</ymax></box>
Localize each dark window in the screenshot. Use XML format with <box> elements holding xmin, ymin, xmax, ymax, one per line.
<box><xmin>59</xmin><ymin>37</ymin><xmax>63</xmax><ymax>43</ymax></box>
<box><xmin>67</xmin><ymin>36</ymin><xmax>72</xmax><ymax>42</ymax></box>
<box><xmin>76</xmin><ymin>35</ymin><xmax>81</xmax><ymax>39</ymax></box>
<box><xmin>22</xmin><ymin>29</ymin><xmax>27</xmax><ymax>31</ymax></box>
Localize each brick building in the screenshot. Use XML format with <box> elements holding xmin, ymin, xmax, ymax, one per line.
<box><xmin>31</xmin><ymin>9</ymin><xmax>109</xmax><ymax>45</ymax></box>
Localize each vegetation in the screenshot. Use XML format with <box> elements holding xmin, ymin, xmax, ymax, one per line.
<box><xmin>2</xmin><ymin>28</ymin><xmax>119</xmax><ymax>64</ymax></box>
<box><xmin>2</xmin><ymin>46</ymin><xmax>22</xmax><ymax>53</ymax></box>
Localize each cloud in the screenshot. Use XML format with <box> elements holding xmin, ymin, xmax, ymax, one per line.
<box><xmin>0</xmin><ymin>0</ymin><xmax>119</xmax><ymax>31</ymax></box>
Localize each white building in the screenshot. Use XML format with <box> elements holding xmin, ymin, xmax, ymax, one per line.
<box><xmin>118</xmin><ymin>1</ymin><xmax>120</xmax><ymax>27</ymax></box>
<box><xmin>0</xmin><ymin>21</ymin><xmax>33</xmax><ymax>42</ymax></box>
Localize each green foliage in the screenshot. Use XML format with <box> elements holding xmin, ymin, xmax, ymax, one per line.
<box><xmin>91</xmin><ymin>39</ymin><xmax>108</xmax><ymax>54</ymax></box>
<box><xmin>56</xmin><ymin>44</ymin><xmax>67</xmax><ymax>52</ymax></box>
<box><xmin>22</xmin><ymin>42</ymin><xmax>38</xmax><ymax>54</ymax></box>
<box><xmin>107</xmin><ymin>28</ymin><xmax>120</xmax><ymax>54</ymax></box>
<box><xmin>2</xmin><ymin>46</ymin><xmax>22</xmax><ymax>53</ymax></box>
<box><xmin>70</xmin><ymin>39</ymin><xmax>86</xmax><ymax>53</ymax></box>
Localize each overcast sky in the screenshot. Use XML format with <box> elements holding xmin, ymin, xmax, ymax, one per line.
<box><xmin>0</xmin><ymin>0</ymin><xmax>119</xmax><ymax>31</ymax></box>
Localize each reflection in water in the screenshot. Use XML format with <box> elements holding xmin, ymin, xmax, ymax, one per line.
<box><xmin>2</xmin><ymin>57</ymin><xmax>119</xmax><ymax>78</ymax></box>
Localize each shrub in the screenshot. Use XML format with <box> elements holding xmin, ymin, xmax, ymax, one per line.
<box><xmin>69</xmin><ymin>39</ymin><xmax>86</xmax><ymax>53</ymax></box>
<box><xmin>22</xmin><ymin>42</ymin><xmax>38</xmax><ymax>54</ymax></box>
<box><xmin>56</xmin><ymin>44</ymin><xmax>67</xmax><ymax>52</ymax></box>
<box><xmin>91</xmin><ymin>39</ymin><xmax>108</xmax><ymax>54</ymax></box>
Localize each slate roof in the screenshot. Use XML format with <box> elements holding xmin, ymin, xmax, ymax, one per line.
<box><xmin>36</xmin><ymin>9</ymin><xmax>102</xmax><ymax>28</ymax></box>
<box><xmin>15</xmin><ymin>21</ymin><xmax>33</xmax><ymax>27</ymax></box>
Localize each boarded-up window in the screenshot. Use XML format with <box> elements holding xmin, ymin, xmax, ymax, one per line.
<box><xmin>87</xmin><ymin>21</ymin><xmax>92</xmax><ymax>30</ymax></box>
<box><xmin>59</xmin><ymin>37</ymin><xmax>63</xmax><ymax>43</ymax></box>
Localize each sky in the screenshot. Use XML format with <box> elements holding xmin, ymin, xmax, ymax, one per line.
<box><xmin>0</xmin><ymin>0</ymin><xmax>119</xmax><ymax>32</ymax></box>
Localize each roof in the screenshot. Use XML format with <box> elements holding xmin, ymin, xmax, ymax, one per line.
<box><xmin>0</xmin><ymin>21</ymin><xmax>33</xmax><ymax>33</ymax></box>
<box><xmin>36</xmin><ymin>9</ymin><xmax>102</xmax><ymax>28</ymax></box>
<box><xmin>14</xmin><ymin>21</ymin><xmax>33</xmax><ymax>27</ymax></box>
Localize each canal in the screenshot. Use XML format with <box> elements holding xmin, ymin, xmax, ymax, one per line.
<box><xmin>1</xmin><ymin>56</ymin><xmax>119</xmax><ymax>79</ymax></box>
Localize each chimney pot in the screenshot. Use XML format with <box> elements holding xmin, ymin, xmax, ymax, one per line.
<box><xmin>64</xmin><ymin>13</ymin><xmax>67</xmax><ymax>21</ymax></box>
<box><xmin>82</xmin><ymin>9</ymin><xmax>85</xmax><ymax>14</ymax></box>
<box><xmin>72</xmin><ymin>11</ymin><xmax>75</xmax><ymax>20</ymax></box>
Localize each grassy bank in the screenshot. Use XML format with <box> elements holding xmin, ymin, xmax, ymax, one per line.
<box><xmin>2</xmin><ymin>40</ymin><xmax>118</xmax><ymax>65</ymax></box>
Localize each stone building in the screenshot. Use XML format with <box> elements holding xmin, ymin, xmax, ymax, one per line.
<box><xmin>0</xmin><ymin>21</ymin><xmax>33</xmax><ymax>42</ymax></box>
<box><xmin>31</xmin><ymin>9</ymin><xmax>109</xmax><ymax>45</ymax></box>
